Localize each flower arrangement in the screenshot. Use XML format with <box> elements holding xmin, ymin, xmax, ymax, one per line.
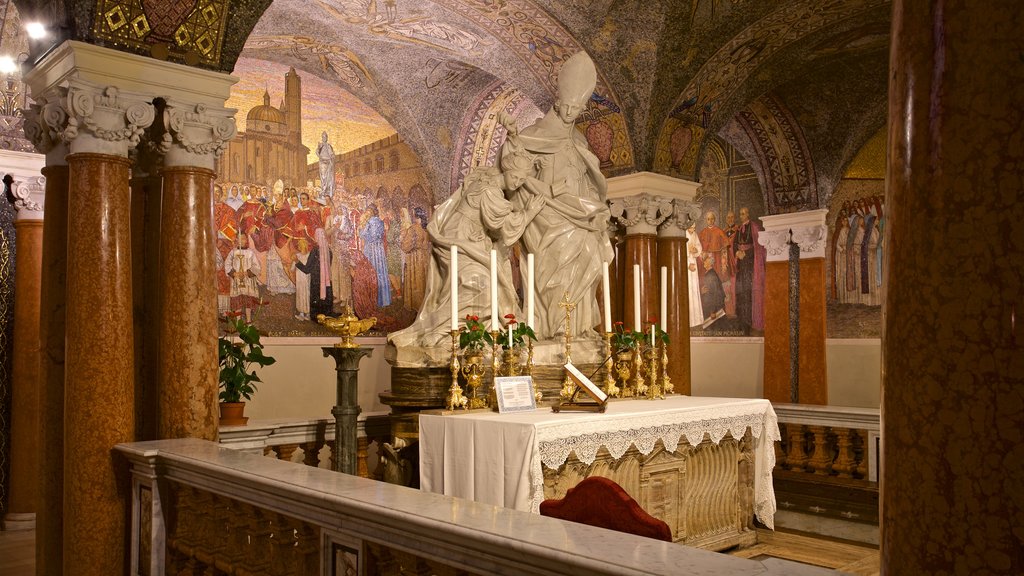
<box><xmin>500</xmin><ymin>313</ymin><xmax>537</xmax><ymax>348</ymax></box>
<box><xmin>610</xmin><ymin>321</ymin><xmax>645</xmax><ymax>351</ymax></box>
<box><xmin>218</xmin><ymin>312</ymin><xmax>276</xmax><ymax>403</ymax></box>
<box><xmin>458</xmin><ymin>314</ymin><xmax>493</xmax><ymax>351</ymax></box>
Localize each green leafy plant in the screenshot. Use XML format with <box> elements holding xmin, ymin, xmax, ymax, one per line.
<box><xmin>610</xmin><ymin>321</ymin><xmax>645</xmax><ymax>351</ymax></box>
<box><xmin>218</xmin><ymin>313</ymin><xmax>276</xmax><ymax>403</ymax></box>
<box><xmin>645</xmin><ymin>316</ymin><xmax>670</xmax><ymax>347</ymax></box>
<box><xmin>459</xmin><ymin>314</ymin><xmax>493</xmax><ymax>351</ymax></box>
<box><xmin>500</xmin><ymin>313</ymin><xmax>537</xmax><ymax>348</ymax></box>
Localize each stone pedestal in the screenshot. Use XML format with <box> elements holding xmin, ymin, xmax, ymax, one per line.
<box><xmin>322</xmin><ymin>347</ymin><xmax>373</xmax><ymax>475</ymax></box>
<box><xmin>758</xmin><ymin>210</ymin><xmax>828</xmax><ymax>405</ymax></box>
<box><xmin>883</xmin><ymin>1</ymin><xmax>1024</xmax><ymax>572</ymax></box>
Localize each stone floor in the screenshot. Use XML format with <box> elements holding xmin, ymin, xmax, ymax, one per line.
<box><xmin>1</xmin><ymin>526</ymin><xmax>879</xmax><ymax>575</ymax></box>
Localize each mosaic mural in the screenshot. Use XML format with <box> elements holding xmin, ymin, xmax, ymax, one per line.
<box><xmin>216</xmin><ymin>60</ymin><xmax>434</xmax><ymax>336</ymax></box>
<box><xmin>686</xmin><ymin>137</ymin><xmax>767</xmax><ymax>337</ymax></box>
<box><xmin>93</xmin><ymin>0</ymin><xmax>231</xmax><ymax>67</ymax></box>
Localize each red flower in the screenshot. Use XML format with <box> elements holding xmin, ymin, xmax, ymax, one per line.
<box><xmin>648</xmin><ymin>316</ymin><xmax>658</xmax><ymax>324</ymax></box>
<box><xmin>224</xmin><ymin>310</ymin><xmax>243</xmax><ymax>318</ymax></box>
<box><xmin>504</xmin><ymin>313</ymin><xmax>516</xmax><ymax>320</ymax></box>
<box><xmin>470</xmin><ymin>315</ymin><xmax>479</xmax><ymax>321</ymax></box>
<box><xmin>614</xmin><ymin>321</ymin><xmax>624</xmax><ymax>326</ymax></box>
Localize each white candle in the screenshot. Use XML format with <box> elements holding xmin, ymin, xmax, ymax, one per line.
<box><xmin>450</xmin><ymin>245</ymin><xmax>459</xmax><ymax>331</ymax></box>
<box><xmin>602</xmin><ymin>262</ymin><xmax>612</xmax><ymax>332</ymax></box>
<box><xmin>509</xmin><ymin>321</ymin><xmax>514</xmax><ymax>348</ymax></box>
<box><xmin>651</xmin><ymin>323</ymin><xmax>656</xmax><ymax>346</ymax></box>
<box><xmin>527</xmin><ymin>253</ymin><xmax>535</xmax><ymax>329</ymax></box>
<box><xmin>633</xmin><ymin>264</ymin><xmax>641</xmax><ymax>333</ymax></box>
<box><xmin>660</xmin><ymin>266</ymin><xmax>668</xmax><ymax>334</ymax></box>
<box><xmin>490</xmin><ymin>249</ymin><xmax>499</xmax><ymax>331</ymax></box>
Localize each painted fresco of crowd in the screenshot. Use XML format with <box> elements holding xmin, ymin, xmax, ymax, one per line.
<box><xmin>831</xmin><ymin>195</ymin><xmax>884</xmax><ymax>307</ymax></box>
<box><xmin>687</xmin><ymin>207</ymin><xmax>767</xmax><ymax>336</ymax></box>
<box><xmin>215</xmin><ymin>180</ymin><xmax>431</xmax><ymax>329</ymax></box>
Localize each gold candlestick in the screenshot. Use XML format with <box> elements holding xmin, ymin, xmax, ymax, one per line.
<box><xmin>462</xmin><ymin>351</ymin><xmax>487</xmax><ymax>409</ymax></box>
<box><xmin>447</xmin><ymin>330</ymin><xmax>467</xmax><ymax>410</ymax></box>
<box><xmin>501</xmin><ymin>347</ymin><xmax>521</xmax><ymax>377</ymax></box>
<box><xmin>632</xmin><ymin>345</ymin><xmax>647</xmax><ymax>397</ymax></box>
<box><xmin>490</xmin><ymin>329</ymin><xmax>501</xmax><ymax>400</ymax></box>
<box><xmin>646</xmin><ymin>341</ymin><xmax>663</xmax><ymax>400</ymax></box>
<box><xmin>603</xmin><ymin>332</ymin><xmax>620</xmax><ymax>398</ymax></box>
<box><xmin>558</xmin><ymin>291</ymin><xmax>578</xmax><ymax>400</ymax></box>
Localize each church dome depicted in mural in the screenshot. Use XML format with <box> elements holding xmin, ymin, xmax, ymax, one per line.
<box><xmin>246</xmin><ymin>90</ymin><xmax>287</xmax><ymax>133</ymax></box>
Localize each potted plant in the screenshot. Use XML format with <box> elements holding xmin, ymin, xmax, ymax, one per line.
<box><xmin>218</xmin><ymin>312</ymin><xmax>276</xmax><ymax>426</ymax></box>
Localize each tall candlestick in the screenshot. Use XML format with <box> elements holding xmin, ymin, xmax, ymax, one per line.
<box><xmin>490</xmin><ymin>249</ymin><xmax>499</xmax><ymax>330</ymax></box>
<box><xmin>660</xmin><ymin>266</ymin><xmax>667</xmax><ymax>333</ymax></box>
<box><xmin>527</xmin><ymin>253</ymin><xmax>535</xmax><ymax>329</ymax></box>
<box><xmin>450</xmin><ymin>245</ymin><xmax>459</xmax><ymax>331</ymax></box>
<box><xmin>632</xmin><ymin>264</ymin><xmax>641</xmax><ymax>332</ymax></box>
<box><xmin>602</xmin><ymin>262</ymin><xmax>612</xmax><ymax>332</ymax></box>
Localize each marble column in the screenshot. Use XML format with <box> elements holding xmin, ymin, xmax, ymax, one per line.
<box><xmin>657</xmin><ymin>208</ymin><xmax>692</xmax><ymax>395</ymax></box>
<box><xmin>883</xmin><ymin>1</ymin><xmax>1023</xmax><ymax>572</ymax></box>
<box><xmin>2</xmin><ymin>165</ymin><xmax>45</xmax><ymax>531</ymax></box>
<box><xmin>22</xmin><ymin>95</ymin><xmax>70</xmax><ymax>574</ymax></box>
<box><xmin>157</xmin><ymin>99</ymin><xmax>237</xmax><ymax>440</ymax></box>
<box><xmin>758</xmin><ymin>210</ymin><xmax>828</xmax><ymax>405</ymax></box>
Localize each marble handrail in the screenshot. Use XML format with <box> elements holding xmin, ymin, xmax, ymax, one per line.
<box><xmin>772</xmin><ymin>403</ymin><xmax>880</xmax><ymax>481</ymax></box>
<box><xmin>115</xmin><ymin>438</ymin><xmax>836</xmax><ymax>575</ymax></box>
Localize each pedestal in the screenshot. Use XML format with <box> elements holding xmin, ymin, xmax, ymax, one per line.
<box><xmin>322</xmin><ymin>347</ymin><xmax>373</xmax><ymax>475</ymax></box>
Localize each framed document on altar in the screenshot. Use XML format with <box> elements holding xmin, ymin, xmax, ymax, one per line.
<box><xmin>494</xmin><ymin>376</ymin><xmax>538</xmax><ymax>413</ymax></box>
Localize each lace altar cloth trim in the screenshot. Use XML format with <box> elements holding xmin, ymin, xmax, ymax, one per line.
<box><xmin>530</xmin><ymin>401</ymin><xmax>781</xmax><ymax>529</ymax></box>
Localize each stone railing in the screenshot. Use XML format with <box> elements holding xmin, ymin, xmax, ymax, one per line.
<box><xmin>772</xmin><ymin>403</ymin><xmax>880</xmax><ymax>482</ymax></box>
<box><xmin>116</xmin><ymin>439</ymin><xmax>837</xmax><ymax>576</ymax></box>
<box><xmin>218</xmin><ymin>413</ymin><xmax>391</xmax><ymax>479</ymax></box>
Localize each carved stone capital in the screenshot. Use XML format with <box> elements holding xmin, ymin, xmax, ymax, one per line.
<box><xmin>162</xmin><ymin>99</ymin><xmax>238</xmax><ymax>170</ymax></box>
<box><xmin>13</xmin><ymin>175</ymin><xmax>45</xmax><ymax>220</ymax></box>
<box><xmin>658</xmin><ymin>198</ymin><xmax>702</xmax><ymax>238</ymax></box>
<box><xmin>608</xmin><ymin>193</ymin><xmax>673</xmax><ymax>235</ymax></box>
<box><xmin>22</xmin><ymin>86</ymin><xmax>71</xmax><ymax>163</ymax></box>
<box><xmin>760</xmin><ymin>208</ymin><xmax>829</xmax><ymax>260</ymax></box>
<box><xmin>757</xmin><ymin>229</ymin><xmax>793</xmax><ymax>262</ymax></box>
<box><xmin>62</xmin><ymin>80</ymin><xmax>156</xmax><ymax>156</ymax></box>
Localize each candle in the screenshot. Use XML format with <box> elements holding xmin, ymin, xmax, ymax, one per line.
<box><xmin>660</xmin><ymin>266</ymin><xmax>668</xmax><ymax>334</ymax></box>
<box><xmin>490</xmin><ymin>249</ymin><xmax>499</xmax><ymax>330</ymax></box>
<box><xmin>450</xmin><ymin>245</ymin><xmax>459</xmax><ymax>331</ymax></box>
<box><xmin>527</xmin><ymin>253</ymin><xmax>535</xmax><ymax>329</ymax></box>
<box><xmin>651</xmin><ymin>323</ymin><xmax>656</xmax><ymax>346</ymax></box>
<box><xmin>633</xmin><ymin>264</ymin><xmax>641</xmax><ymax>333</ymax></box>
<box><xmin>509</xmin><ymin>321</ymin><xmax>514</xmax><ymax>348</ymax></box>
<box><xmin>602</xmin><ymin>262</ymin><xmax>612</xmax><ymax>332</ymax></box>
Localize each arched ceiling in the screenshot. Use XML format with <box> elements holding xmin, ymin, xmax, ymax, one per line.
<box><xmin>14</xmin><ymin>0</ymin><xmax>892</xmax><ymax>212</ymax></box>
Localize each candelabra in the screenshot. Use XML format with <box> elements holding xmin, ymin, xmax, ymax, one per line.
<box><xmin>446</xmin><ymin>330</ymin><xmax>467</xmax><ymax>410</ymax></box>
<box><xmin>462</xmin><ymin>351</ymin><xmax>487</xmax><ymax>409</ymax></box>
<box><xmin>558</xmin><ymin>291</ymin><xmax>578</xmax><ymax>400</ymax></box>
<box><xmin>632</xmin><ymin>345</ymin><xmax>647</xmax><ymax>397</ymax></box>
<box><xmin>661</xmin><ymin>339</ymin><xmax>674</xmax><ymax>395</ymax></box>
<box><xmin>646</xmin><ymin>341</ymin><xmax>663</xmax><ymax>400</ymax></box>
<box><xmin>602</xmin><ymin>332</ymin><xmax>620</xmax><ymax>397</ymax></box>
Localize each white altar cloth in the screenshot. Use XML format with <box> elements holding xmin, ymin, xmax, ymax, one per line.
<box><xmin>419</xmin><ymin>396</ymin><xmax>780</xmax><ymax>528</ymax></box>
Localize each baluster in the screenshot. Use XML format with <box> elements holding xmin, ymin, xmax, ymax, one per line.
<box><xmin>357</xmin><ymin>436</ymin><xmax>370</xmax><ymax>478</ymax></box>
<box><xmin>264</xmin><ymin>445</ymin><xmax>278</xmax><ymax>459</ymax></box>
<box><xmin>806</xmin><ymin>425</ymin><xmax>833</xmax><ymax>475</ymax></box>
<box><xmin>277</xmin><ymin>443</ymin><xmax>300</xmax><ymax>462</ymax></box>
<box><xmin>854</xmin><ymin>429</ymin><xmax>871</xmax><ymax>479</ymax></box>
<box><xmin>784</xmin><ymin>423</ymin><xmax>809</xmax><ymax>471</ymax></box>
<box><xmin>832</xmin><ymin>428</ymin><xmax>857</xmax><ymax>478</ymax></box>
<box><xmin>302</xmin><ymin>441</ymin><xmax>320</xmax><ymax>467</ymax></box>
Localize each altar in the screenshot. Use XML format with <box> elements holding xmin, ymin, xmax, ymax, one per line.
<box><xmin>420</xmin><ymin>396</ymin><xmax>780</xmax><ymax>551</ymax></box>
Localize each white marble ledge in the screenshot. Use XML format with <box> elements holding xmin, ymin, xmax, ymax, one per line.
<box><xmin>116</xmin><ymin>439</ymin><xmax>840</xmax><ymax>576</ymax></box>
<box><xmin>218</xmin><ymin>412</ymin><xmax>391</xmax><ymax>452</ymax></box>
<box><xmin>772</xmin><ymin>403</ymin><xmax>880</xmax><ymax>431</ymax></box>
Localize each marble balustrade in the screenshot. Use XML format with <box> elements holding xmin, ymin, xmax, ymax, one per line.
<box><xmin>116</xmin><ymin>438</ymin><xmax>836</xmax><ymax>576</ymax></box>
<box><xmin>771</xmin><ymin>404</ymin><xmax>880</xmax><ymax>482</ymax></box>
<box><xmin>218</xmin><ymin>414</ymin><xmax>390</xmax><ymax>479</ymax></box>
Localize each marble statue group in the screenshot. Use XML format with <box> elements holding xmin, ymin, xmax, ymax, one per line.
<box><xmin>389</xmin><ymin>51</ymin><xmax>612</xmax><ymax>349</ymax></box>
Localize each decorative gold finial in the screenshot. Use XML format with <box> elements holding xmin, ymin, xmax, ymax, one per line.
<box><xmin>318</xmin><ymin>303</ymin><xmax>376</xmax><ymax>348</ymax></box>
<box><xmin>558</xmin><ymin>290</ymin><xmax>578</xmax><ymax>399</ymax></box>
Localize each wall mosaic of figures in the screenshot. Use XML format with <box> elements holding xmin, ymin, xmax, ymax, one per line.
<box><xmin>685</xmin><ymin>137</ymin><xmax>767</xmax><ymax>337</ymax></box>
<box><xmin>215</xmin><ymin>64</ymin><xmax>434</xmax><ymax>337</ymax></box>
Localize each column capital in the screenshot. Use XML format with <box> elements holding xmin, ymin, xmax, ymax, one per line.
<box><xmin>607</xmin><ymin>171</ymin><xmax>701</xmax><ymax>202</ymax></box>
<box><xmin>0</xmin><ymin>149</ymin><xmax>47</xmax><ymax>220</ymax></box>
<box><xmin>658</xmin><ymin>198</ymin><xmax>702</xmax><ymax>239</ymax></box>
<box><xmin>161</xmin><ymin>99</ymin><xmax>238</xmax><ymax>170</ymax></box>
<box><xmin>62</xmin><ymin>80</ymin><xmax>156</xmax><ymax>156</ymax></box>
<box><xmin>22</xmin><ymin>88</ymin><xmax>70</xmax><ymax>165</ymax></box>
<box><xmin>608</xmin><ymin>193</ymin><xmax>673</xmax><ymax>235</ymax></box>
<box><xmin>759</xmin><ymin>208</ymin><xmax>828</xmax><ymax>260</ymax></box>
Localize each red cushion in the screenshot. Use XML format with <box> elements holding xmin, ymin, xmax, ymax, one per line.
<box><xmin>539</xmin><ymin>476</ymin><xmax>673</xmax><ymax>542</ymax></box>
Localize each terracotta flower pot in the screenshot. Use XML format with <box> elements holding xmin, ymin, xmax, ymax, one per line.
<box><xmin>219</xmin><ymin>401</ymin><xmax>248</xmax><ymax>426</ymax></box>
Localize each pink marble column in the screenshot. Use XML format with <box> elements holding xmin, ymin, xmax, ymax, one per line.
<box><xmin>64</xmin><ymin>152</ymin><xmax>136</xmax><ymax>575</ymax></box>
<box><xmin>157</xmin><ymin>166</ymin><xmax>219</xmax><ymax>440</ymax></box>
<box><xmin>36</xmin><ymin>162</ymin><xmax>68</xmax><ymax>575</ymax></box>
<box><xmin>883</xmin><ymin>1</ymin><xmax>1023</xmax><ymax>572</ymax></box>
